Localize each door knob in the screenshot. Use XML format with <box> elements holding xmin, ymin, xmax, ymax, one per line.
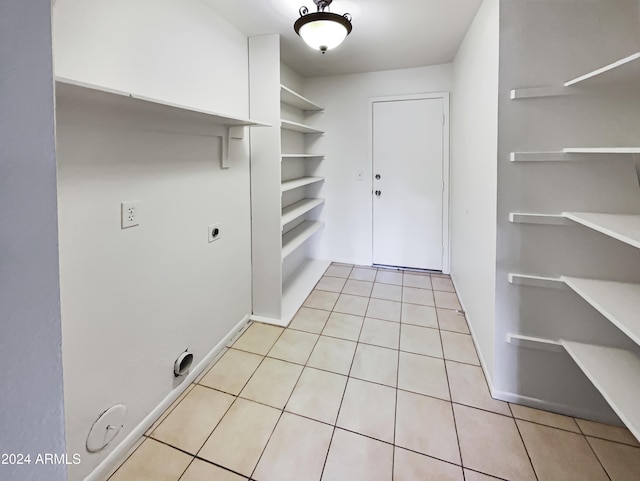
<box><xmin>375</xmin><ymin>190</ymin><xmax>382</xmax><ymax>197</ymax></box>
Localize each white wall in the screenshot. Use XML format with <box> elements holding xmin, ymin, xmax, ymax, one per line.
<box><xmin>450</xmin><ymin>0</ymin><xmax>499</xmax><ymax>384</ymax></box>
<box><xmin>0</xmin><ymin>1</ymin><xmax>67</xmax><ymax>480</ymax></box>
<box><xmin>495</xmin><ymin>0</ymin><xmax>640</xmax><ymax>421</ymax></box>
<box><xmin>53</xmin><ymin>1</ymin><xmax>253</xmax><ymax>479</ymax></box>
<box><xmin>304</xmin><ymin>65</ymin><xmax>453</xmax><ymax>266</ymax></box>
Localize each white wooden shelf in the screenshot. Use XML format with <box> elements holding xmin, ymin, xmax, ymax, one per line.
<box><xmin>563</xmin><ymin>213</ymin><xmax>640</xmax><ymax>249</ymax></box>
<box><xmin>565</xmin><ymin>52</ymin><xmax>640</xmax><ymax>87</ymax></box>
<box><xmin>510</xmin><ymin>151</ymin><xmax>638</xmax><ymax>162</ymax></box>
<box><xmin>281</xmin><ymin>176</ymin><xmax>325</xmax><ymax>192</ymax></box>
<box><xmin>281</xmin><ymin>198</ymin><xmax>325</xmax><ymax>227</ymax></box>
<box><xmin>562</xmin><ymin>341</ymin><xmax>640</xmax><ymax>441</ymax></box>
<box><xmin>280</xmin><ymin>85</ymin><xmax>324</xmax><ymax>111</ymax></box>
<box><xmin>281</xmin><ymin>258</ymin><xmax>331</xmax><ymax>325</ymax></box>
<box><xmin>281</xmin><ymin>120</ymin><xmax>324</xmax><ymax>134</ymax></box>
<box><xmin>563</xmin><ymin>277</ymin><xmax>640</xmax><ymax>347</ymax></box>
<box><xmin>56</xmin><ymin>76</ymin><xmax>270</xmax><ymax>127</ymax></box>
<box><xmin>282</xmin><ymin>221</ymin><xmax>324</xmax><ymax>259</ymax></box>
<box><xmin>511</xmin><ymin>51</ymin><xmax>640</xmax><ymax>99</ymax></box>
<box><xmin>509</xmin><ymin>212</ymin><xmax>640</xmax><ymax>249</ymax></box>
<box><xmin>281</xmin><ymin>154</ymin><xmax>325</xmax><ymax>160</ymax></box>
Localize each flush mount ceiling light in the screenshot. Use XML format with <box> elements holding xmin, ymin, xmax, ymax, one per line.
<box><xmin>294</xmin><ymin>0</ymin><xmax>352</xmax><ymax>54</ymax></box>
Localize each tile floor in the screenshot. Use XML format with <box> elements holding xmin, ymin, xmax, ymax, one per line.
<box><xmin>109</xmin><ymin>264</ymin><xmax>640</xmax><ymax>481</ymax></box>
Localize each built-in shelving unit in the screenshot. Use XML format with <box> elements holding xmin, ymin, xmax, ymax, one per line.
<box><xmin>281</xmin><ymin>198</ymin><xmax>325</xmax><ymax>227</ymax></box>
<box><xmin>510</xmin><ymin>51</ymin><xmax>640</xmax><ymax>99</ymax></box>
<box><xmin>508</xmin><ymin>45</ymin><xmax>640</xmax><ymax>439</ymax></box>
<box><xmin>248</xmin><ymin>35</ymin><xmax>329</xmax><ymax>326</ymax></box>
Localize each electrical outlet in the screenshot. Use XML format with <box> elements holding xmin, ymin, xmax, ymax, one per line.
<box><xmin>208</xmin><ymin>223</ymin><xmax>222</xmax><ymax>243</ymax></box>
<box><xmin>121</xmin><ymin>201</ymin><xmax>139</xmax><ymax>229</ymax></box>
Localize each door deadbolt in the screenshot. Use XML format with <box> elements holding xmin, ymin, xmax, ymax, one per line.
<box><xmin>375</xmin><ymin>174</ymin><xmax>381</xmax><ymax>180</ymax></box>
<box><xmin>375</xmin><ymin>190</ymin><xmax>382</xmax><ymax>197</ymax></box>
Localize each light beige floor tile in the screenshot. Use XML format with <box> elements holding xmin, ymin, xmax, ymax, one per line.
<box><xmin>198</xmin><ymin>398</ymin><xmax>281</xmax><ymax>477</ymax></box>
<box><xmin>517</xmin><ymin>419</ymin><xmax>608</xmax><ymax>481</ymax></box>
<box><xmin>333</xmin><ymin>293</ymin><xmax>369</xmax><ymax>316</ymax></box>
<box><xmin>375</xmin><ymin>269</ymin><xmax>404</xmax><ymax>285</ymax></box>
<box><xmin>150</xmin><ymin>385</ymin><xmax>234</xmax><ymax>454</ymax></box>
<box><xmin>239</xmin><ymin>357</ymin><xmax>303</xmax><ymax>409</ymax></box>
<box><xmin>322</xmin><ymin>312</ymin><xmax>364</xmax><ymax>341</ymax></box>
<box><xmin>432</xmin><ymin>277</ymin><xmax>455</xmax><ymax>292</ymax></box>
<box><xmin>576</xmin><ymin>419</ymin><xmax>640</xmax><ymax>447</ymax></box>
<box><xmin>341</xmin><ymin>279</ymin><xmax>374</xmax><ymax>297</ymax></box>
<box><xmin>588</xmin><ymin>436</ymin><xmax>640</xmax><ymax>481</ymax></box>
<box><xmin>371</xmin><ymin>282</ymin><xmax>402</xmax><ymax>301</ymax></box>
<box><xmin>303</xmin><ymin>290</ymin><xmax>340</xmax><ymax>311</ymax></box>
<box><xmin>307</xmin><ymin>336</ymin><xmax>357</xmax><ymax>375</ymax></box>
<box><xmin>394</xmin><ymin>447</ymin><xmax>463</xmax><ymax>481</ymax></box>
<box><xmin>325</xmin><ymin>264</ymin><xmax>352</xmax><ymax>278</ymax></box>
<box><xmin>267</xmin><ymin>329</ymin><xmax>319</xmax><ymax>365</ymax></box>
<box><xmin>254</xmin><ymin>412</ymin><xmax>333</xmax><ymax>481</ymax></box>
<box><xmin>398</xmin><ymin>351</ymin><xmax>449</xmax><ymax>400</ymax></box>
<box><xmin>402</xmin><ymin>287</ymin><xmax>435</xmax><ymax>306</ymax></box>
<box><xmin>179</xmin><ymin>459</ymin><xmax>245</xmax><ymax>481</ymax></box>
<box><xmin>233</xmin><ymin>323</ymin><xmax>283</xmax><ymax>356</ymax></box>
<box><xmin>285</xmin><ymin>367</ymin><xmax>347</xmax><ymax>424</ymax></box>
<box><xmin>395</xmin><ymin>390</ymin><xmax>460</xmax><ymax>464</ymax></box>
<box><xmin>289</xmin><ymin>307</ymin><xmax>330</xmax><ymax>334</ymax></box>
<box><xmin>145</xmin><ymin>384</ymin><xmax>195</xmax><ymax>436</ymax></box>
<box><xmin>434</xmin><ymin>291</ymin><xmax>462</xmax><ymax>310</ymax></box>
<box><xmin>321</xmin><ymin>429</ymin><xmax>393</xmax><ymax>481</ymax></box>
<box><xmin>315</xmin><ymin>276</ymin><xmax>346</xmax><ymax>293</ymax></box>
<box><xmin>366</xmin><ymin>298</ymin><xmax>402</xmax><ymax>322</ymax></box>
<box><xmin>349</xmin><ymin>267</ymin><xmax>377</xmax><ymax>281</ymax></box>
<box><xmin>463</xmin><ymin>470</ymin><xmax>503</xmax><ymax>481</ymax></box>
<box><xmin>510</xmin><ymin>403</ymin><xmax>580</xmax><ymax>433</ymax></box>
<box><xmin>350</xmin><ymin>343</ymin><xmax>398</xmax><ymax>387</ymax></box>
<box><xmin>454</xmin><ymin>404</ymin><xmax>535</xmax><ymax>481</ymax></box>
<box><xmin>401</xmin><ymin>303</ymin><xmax>438</xmax><ymax>328</ymax></box>
<box><xmin>437</xmin><ymin>308</ymin><xmax>469</xmax><ymax>333</ymax></box>
<box><xmin>400</xmin><ymin>324</ymin><xmax>443</xmax><ymax>358</ymax></box>
<box><xmin>359</xmin><ymin>318</ymin><xmax>400</xmax><ymax>349</ymax></box>
<box><xmin>446</xmin><ymin>361</ymin><xmax>510</xmax><ymax>416</ymax></box>
<box><xmin>199</xmin><ymin>349</ymin><xmax>263</xmax><ymax>395</ymax></box>
<box><xmin>109</xmin><ymin>438</ymin><xmax>191</xmax><ymax>481</ymax></box>
<box><xmin>441</xmin><ymin>331</ymin><xmax>480</xmax><ymax>365</ymax></box>
<box><xmin>403</xmin><ymin>273</ymin><xmax>432</xmax><ymax>289</ymax></box>
<box><xmin>337</xmin><ymin>378</ymin><xmax>396</xmax><ymax>443</ymax></box>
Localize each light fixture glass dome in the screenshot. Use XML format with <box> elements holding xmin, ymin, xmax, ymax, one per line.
<box><xmin>294</xmin><ymin>1</ymin><xmax>353</xmax><ymax>54</ymax></box>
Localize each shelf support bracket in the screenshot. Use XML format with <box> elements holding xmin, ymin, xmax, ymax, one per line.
<box><xmin>219</xmin><ymin>126</ymin><xmax>246</xmax><ymax>169</ymax></box>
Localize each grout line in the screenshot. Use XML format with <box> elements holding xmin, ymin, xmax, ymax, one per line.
<box><xmin>583</xmin><ymin>435</ymin><xmax>614</xmax><ymax>481</ymax></box>
<box><xmin>511</xmin><ymin>413</ymin><xmax>540</xmax><ymax>481</ymax></box>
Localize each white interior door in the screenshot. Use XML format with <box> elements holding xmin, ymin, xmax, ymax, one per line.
<box><xmin>372</xmin><ymin>97</ymin><xmax>444</xmax><ymax>270</ymax></box>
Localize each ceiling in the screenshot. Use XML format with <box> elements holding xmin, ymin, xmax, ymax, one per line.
<box><xmin>205</xmin><ymin>0</ymin><xmax>483</xmax><ymax>78</ymax></box>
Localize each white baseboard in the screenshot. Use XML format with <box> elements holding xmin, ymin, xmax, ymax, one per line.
<box><xmin>250</xmin><ymin>314</ymin><xmax>287</xmax><ymax>327</ymax></box>
<box><xmin>85</xmin><ymin>314</ymin><xmax>251</xmax><ymax>481</ymax></box>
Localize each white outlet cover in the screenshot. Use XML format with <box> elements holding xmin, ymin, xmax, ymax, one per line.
<box><xmin>121</xmin><ymin>201</ymin><xmax>139</xmax><ymax>229</ymax></box>
<box><xmin>208</xmin><ymin>223</ymin><xmax>222</xmax><ymax>243</ymax></box>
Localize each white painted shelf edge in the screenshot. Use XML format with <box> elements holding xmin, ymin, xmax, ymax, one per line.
<box><xmin>510</xmin><ymin>151</ymin><xmax>638</xmax><ymax>161</ymax></box>
<box><xmin>281</xmin><ymin>154</ymin><xmax>325</xmax><ymax>159</ymax></box>
<box><xmin>281</xmin><ymin>198</ymin><xmax>325</xmax><ymax>227</ymax></box>
<box><xmin>563</xmin><ymin>147</ymin><xmax>640</xmax><ymax>154</ymax></box>
<box><xmin>280</xmin><ymin>85</ymin><xmax>324</xmax><ymax>111</ymax></box>
<box><xmin>281</xmin><ymin>221</ymin><xmax>325</xmax><ymax>260</ymax></box>
<box><xmin>565</xmin><ymin>52</ymin><xmax>640</xmax><ymax>87</ymax></box>
<box><xmin>561</xmin><ymin>341</ymin><xmax>640</xmax><ymax>442</ymax></box>
<box><xmin>55</xmin><ymin>76</ymin><xmax>271</xmax><ymax>127</ymax></box>
<box><xmin>281</xmin><ymin>176</ymin><xmax>325</xmax><ymax>192</ymax></box>
<box><xmin>281</xmin><ymin>119</ymin><xmax>324</xmax><ymax>134</ymax></box>
<box><xmin>281</xmin><ymin>258</ymin><xmax>331</xmax><ymax>325</ymax></box>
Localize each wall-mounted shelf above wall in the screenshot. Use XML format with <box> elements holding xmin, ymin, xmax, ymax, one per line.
<box><xmin>281</xmin><ymin>119</ymin><xmax>324</xmax><ymax>134</ymax></box>
<box><xmin>280</xmin><ymin>85</ymin><xmax>324</xmax><ymax>111</ymax></box>
<box><xmin>510</xmin><ymin>150</ymin><xmax>639</xmax><ymax>162</ymax></box>
<box><xmin>281</xmin><ymin>154</ymin><xmax>325</xmax><ymax>160</ymax></box>
<box><xmin>282</xmin><ymin>221</ymin><xmax>325</xmax><ymax>259</ymax></box>
<box><xmin>510</xmin><ymin>51</ymin><xmax>640</xmax><ymax>99</ymax></box>
<box><xmin>56</xmin><ymin>76</ymin><xmax>271</xmax><ymax>169</ymax></box>
<box><xmin>281</xmin><ymin>176</ymin><xmax>325</xmax><ymax>192</ymax></box>
<box><xmin>509</xmin><ymin>212</ymin><xmax>640</xmax><ymax>249</ymax></box>
<box><xmin>281</xmin><ymin>198</ymin><xmax>325</xmax><ymax>227</ymax></box>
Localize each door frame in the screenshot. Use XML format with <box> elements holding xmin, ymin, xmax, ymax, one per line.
<box><xmin>368</xmin><ymin>92</ymin><xmax>451</xmax><ymax>273</ymax></box>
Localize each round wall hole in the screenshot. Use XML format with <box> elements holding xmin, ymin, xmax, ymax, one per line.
<box><xmin>174</xmin><ymin>351</ymin><xmax>193</xmax><ymax>377</ymax></box>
